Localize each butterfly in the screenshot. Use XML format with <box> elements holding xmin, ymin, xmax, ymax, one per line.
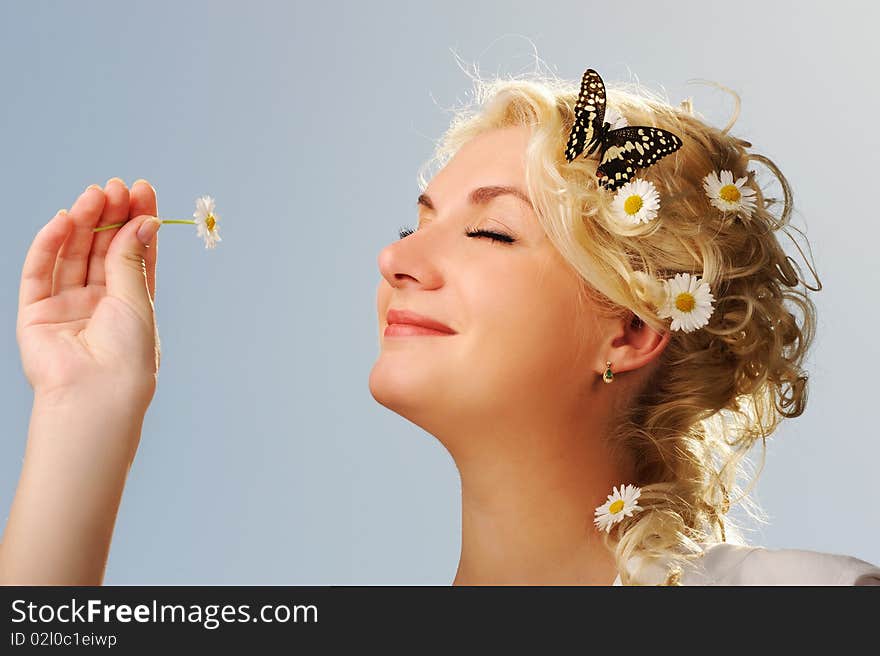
<box><xmin>564</xmin><ymin>68</ymin><xmax>683</xmax><ymax>192</ymax></box>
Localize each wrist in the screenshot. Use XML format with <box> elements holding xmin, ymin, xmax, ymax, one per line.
<box><xmin>34</xmin><ymin>379</ymin><xmax>153</xmax><ymax>419</ymax></box>
<box><xmin>30</xmin><ymin>385</ymin><xmax>149</xmax><ymax>468</ymax></box>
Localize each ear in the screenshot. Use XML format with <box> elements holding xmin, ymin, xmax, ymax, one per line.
<box><xmin>599</xmin><ymin>312</ymin><xmax>670</xmax><ymax>376</ymax></box>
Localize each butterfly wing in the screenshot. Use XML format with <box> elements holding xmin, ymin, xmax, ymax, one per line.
<box><xmin>596</xmin><ymin>126</ymin><xmax>683</xmax><ymax>191</ymax></box>
<box><xmin>564</xmin><ymin>68</ymin><xmax>607</xmax><ymax>162</ymax></box>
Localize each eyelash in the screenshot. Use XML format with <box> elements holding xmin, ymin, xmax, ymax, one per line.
<box><xmin>397</xmin><ymin>224</ymin><xmax>516</xmax><ymax>244</ymax></box>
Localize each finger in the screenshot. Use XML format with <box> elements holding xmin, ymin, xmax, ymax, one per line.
<box><xmin>129</xmin><ymin>179</ymin><xmax>159</xmax><ymax>301</ymax></box>
<box><xmin>18</xmin><ymin>209</ymin><xmax>75</xmax><ymax>312</ymax></box>
<box><xmin>103</xmin><ymin>213</ymin><xmax>162</xmax><ymax>329</ymax></box>
<box><xmin>52</xmin><ymin>185</ymin><xmax>107</xmax><ymax>293</ymax></box>
<box><xmin>86</xmin><ymin>177</ymin><xmax>131</xmax><ymax>288</ymax></box>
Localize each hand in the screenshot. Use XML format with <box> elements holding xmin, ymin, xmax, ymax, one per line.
<box><xmin>16</xmin><ymin>178</ymin><xmax>162</xmax><ymax>407</ymax></box>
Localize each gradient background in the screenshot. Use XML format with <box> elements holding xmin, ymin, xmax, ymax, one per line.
<box><xmin>1</xmin><ymin>1</ymin><xmax>877</xmax><ymax>584</ymax></box>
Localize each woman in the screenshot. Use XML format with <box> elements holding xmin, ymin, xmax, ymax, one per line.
<box><xmin>2</xmin><ymin>67</ymin><xmax>878</xmax><ymax>585</ymax></box>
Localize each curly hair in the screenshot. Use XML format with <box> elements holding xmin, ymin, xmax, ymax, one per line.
<box><xmin>418</xmin><ymin>64</ymin><xmax>822</xmax><ymax>585</ymax></box>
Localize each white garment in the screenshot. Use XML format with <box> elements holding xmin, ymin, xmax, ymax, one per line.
<box><xmin>611</xmin><ymin>542</ymin><xmax>880</xmax><ymax>585</ymax></box>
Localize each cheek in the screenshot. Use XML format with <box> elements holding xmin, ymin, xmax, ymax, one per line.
<box><xmin>466</xmin><ymin>264</ymin><xmax>588</xmax><ymax>379</ymax></box>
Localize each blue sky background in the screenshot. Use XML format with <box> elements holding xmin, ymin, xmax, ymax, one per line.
<box><xmin>1</xmin><ymin>1</ymin><xmax>877</xmax><ymax>583</ymax></box>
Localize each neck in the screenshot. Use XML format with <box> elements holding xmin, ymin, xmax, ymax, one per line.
<box><xmin>449</xmin><ymin>408</ymin><xmax>631</xmax><ymax>586</ymax></box>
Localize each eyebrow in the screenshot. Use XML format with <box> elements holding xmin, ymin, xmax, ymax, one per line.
<box><xmin>416</xmin><ymin>185</ymin><xmax>534</xmax><ymax>212</ymax></box>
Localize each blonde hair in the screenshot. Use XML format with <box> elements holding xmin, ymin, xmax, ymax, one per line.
<box><xmin>418</xmin><ymin>63</ymin><xmax>822</xmax><ymax>585</ymax></box>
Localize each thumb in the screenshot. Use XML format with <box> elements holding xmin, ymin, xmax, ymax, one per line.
<box><xmin>104</xmin><ymin>214</ymin><xmax>162</xmax><ymax>320</ymax></box>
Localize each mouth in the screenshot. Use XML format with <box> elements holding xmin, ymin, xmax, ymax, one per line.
<box><xmin>385</xmin><ymin>308</ymin><xmax>457</xmax><ymax>337</ymax></box>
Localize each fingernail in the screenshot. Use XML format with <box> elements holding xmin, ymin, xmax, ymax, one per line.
<box><xmin>86</xmin><ymin>184</ymin><xmax>102</xmax><ymax>191</ymax></box>
<box><xmin>57</xmin><ymin>209</ymin><xmax>67</xmax><ymax>215</ymax></box>
<box><xmin>137</xmin><ymin>217</ymin><xmax>162</xmax><ymax>245</ymax></box>
<box><xmin>105</xmin><ymin>177</ymin><xmax>125</xmax><ymax>187</ymax></box>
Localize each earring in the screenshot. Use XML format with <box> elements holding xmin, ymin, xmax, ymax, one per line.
<box><xmin>602</xmin><ymin>361</ymin><xmax>614</xmax><ymax>384</ymax></box>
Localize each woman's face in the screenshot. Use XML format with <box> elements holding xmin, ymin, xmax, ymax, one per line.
<box><xmin>370</xmin><ymin>125</ymin><xmax>603</xmax><ymax>443</ymax></box>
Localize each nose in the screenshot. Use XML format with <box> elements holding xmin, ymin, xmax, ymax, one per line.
<box><xmin>377</xmin><ymin>231</ymin><xmax>444</xmax><ymax>291</ymax></box>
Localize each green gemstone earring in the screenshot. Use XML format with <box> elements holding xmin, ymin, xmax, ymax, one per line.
<box><xmin>603</xmin><ymin>361</ymin><xmax>614</xmax><ymax>384</ymax></box>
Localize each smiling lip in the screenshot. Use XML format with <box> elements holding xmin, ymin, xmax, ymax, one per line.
<box><xmin>385</xmin><ymin>309</ymin><xmax>457</xmax><ymax>336</ymax></box>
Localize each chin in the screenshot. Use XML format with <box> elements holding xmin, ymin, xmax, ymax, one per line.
<box><xmin>369</xmin><ymin>356</ymin><xmax>423</xmax><ymax>414</ymax></box>
<box><xmin>367</xmin><ymin>355</ymin><xmax>454</xmax><ymax>431</ymax></box>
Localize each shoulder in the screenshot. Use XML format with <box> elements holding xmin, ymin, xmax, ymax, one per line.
<box><xmin>683</xmin><ymin>543</ymin><xmax>880</xmax><ymax>585</ymax></box>
<box><xmin>615</xmin><ymin>542</ymin><xmax>880</xmax><ymax>585</ymax></box>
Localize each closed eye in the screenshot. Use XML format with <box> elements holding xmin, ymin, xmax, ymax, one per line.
<box><xmin>464</xmin><ymin>228</ymin><xmax>516</xmax><ymax>244</ymax></box>
<box><xmin>396</xmin><ymin>225</ymin><xmax>516</xmax><ymax>244</ymax></box>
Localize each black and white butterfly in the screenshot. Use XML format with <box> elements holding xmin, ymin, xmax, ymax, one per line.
<box><xmin>564</xmin><ymin>68</ymin><xmax>683</xmax><ymax>192</ymax></box>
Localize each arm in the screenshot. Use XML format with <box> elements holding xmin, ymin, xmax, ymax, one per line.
<box><xmin>0</xmin><ymin>390</ymin><xmax>147</xmax><ymax>585</ymax></box>
<box><xmin>4</xmin><ymin>179</ymin><xmax>161</xmax><ymax>585</ymax></box>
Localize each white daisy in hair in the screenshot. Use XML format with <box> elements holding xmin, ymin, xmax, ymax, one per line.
<box><xmin>594</xmin><ymin>484</ymin><xmax>644</xmax><ymax>533</ymax></box>
<box><xmin>657</xmin><ymin>272</ymin><xmax>716</xmax><ymax>332</ymax></box>
<box><xmin>702</xmin><ymin>169</ymin><xmax>757</xmax><ymax>218</ymax></box>
<box><xmin>193</xmin><ymin>195</ymin><xmax>222</xmax><ymax>249</ymax></box>
<box><xmin>610</xmin><ymin>177</ymin><xmax>660</xmax><ymax>226</ymax></box>
<box><xmin>604</xmin><ymin>105</ymin><xmax>628</xmax><ymax>131</ymax></box>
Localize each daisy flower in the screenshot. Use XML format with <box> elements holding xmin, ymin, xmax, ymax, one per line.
<box><xmin>702</xmin><ymin>169</ymin><xmax>757</xmax><ymax>218</ymax></box>
<box><xmin>610</xmin><ymin>178</ymin><xmax>661</xmax><ymax>226</ymax></box>
<box><xmin>594</xmin><ymin>484</ymin><xmax>643</xmax><ymax>533</ymax></box>
<box><xmin>193</xmin><ymin>195</ymin><xmax>222</xmax><ymax>249</ymax></box>
<box><xmin>657</xmin><ymin>272</ymin><xmax>716</xmax><ymax>332</ymax></box>
<box><xmin>604</xmin><ymin>106</ymin><xmax>629</xmax><ymax>131</ymax></box>
<box><xmin>93</xmin><ymin>193</ymin><xmax>224</xmax><ymax>251</ymax></box>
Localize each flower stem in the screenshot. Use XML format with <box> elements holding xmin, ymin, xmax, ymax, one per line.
<box><xmin>92</xmin><ymin>219</ymin><xmax>196</xmax><ymax>233</ymax></box>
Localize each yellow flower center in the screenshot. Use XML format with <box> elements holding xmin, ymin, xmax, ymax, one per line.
<box><xmin>623</xmin><ymin>195</ymin><xmax>643</xmax><ymax>215</ymax></box>
<box><xmin>609</xmin><ymin>499</ymin><xmax>625</xmax><ymax>514</ymax></box>
<box><xmin>675</xmin><ymin>292</ymin><xmax>696</xmax><ymax>313</ymax></box>
<box><xmin>206</xmin><ymin>214</ymin><xmax>216</xmax><ymax>232</ymax></box>
<box><xmin>719</xmin><ymin>184</ymin><xmax>741</xmax><ymax>202</ymax></box>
